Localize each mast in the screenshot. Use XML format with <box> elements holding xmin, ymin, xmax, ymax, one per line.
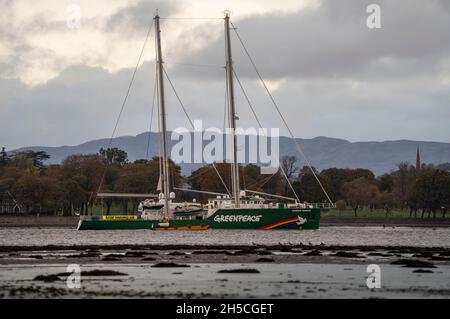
<box><xmin>154</xmin><ymin>14</ymin><xmax>170</xmax><ymax>217</ymax></box>
<box><xmin>224</xmin><ymin>12</ymin><xmax>240</xmax><ymax>207</ymax></box>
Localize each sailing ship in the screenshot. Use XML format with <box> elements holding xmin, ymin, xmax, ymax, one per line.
<box><xmin>77</xmin><ymin>12</ymin><xmax>331</xmax><ymax>231</ymax></box>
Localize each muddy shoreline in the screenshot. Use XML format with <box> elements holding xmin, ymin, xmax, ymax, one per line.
<box><xmin>1</xmin><ymin>243</ymin><xmax>449</xmax><ymax>298</ymax></box>
<box><xmin>1</xmin><ymin>215</ymin><xmax>449</xmax><ymax>228</ymax></box>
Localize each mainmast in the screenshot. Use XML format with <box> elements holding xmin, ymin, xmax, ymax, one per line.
<box><xmin>224</xmin><ymin>11</ymin><xmax>240</xmax><ymax>207</ymax></box>
<box><xmin>154</xmin><ymin>14</ymin><xmax>170</xmax><ymax>217</ymax></box>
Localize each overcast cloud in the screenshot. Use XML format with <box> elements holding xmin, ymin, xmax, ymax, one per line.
<box><xmin>1</xmin><ymin>0</ymin><xmax>450</xmax><ymax>150</ymax></box>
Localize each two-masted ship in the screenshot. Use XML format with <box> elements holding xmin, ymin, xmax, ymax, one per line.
<box><xmin>77</xmin><ymin>12</ymin><xmax>329</xmax><ymax>231</ymax></box>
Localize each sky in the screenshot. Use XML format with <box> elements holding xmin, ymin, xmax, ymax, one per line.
<box><xmin>1</xmin><ymin>0</ymin><xmax>450</xmax><ymax>150</ymax></box>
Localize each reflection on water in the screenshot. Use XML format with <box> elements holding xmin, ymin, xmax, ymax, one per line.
<box><xmin>0</xmin><ymin>226</ymin><xmax>449</xmax><ymax>247</ymax></box>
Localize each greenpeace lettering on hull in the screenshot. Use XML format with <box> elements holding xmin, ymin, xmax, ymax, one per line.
<box><xmin>213</xmin><ymin>215</ymin><xmax>263</xmax><ymax>223</ymax></box>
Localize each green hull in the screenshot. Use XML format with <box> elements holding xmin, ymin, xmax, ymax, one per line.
<box><xmin>77</xmin><ymin>208</ymin><xmax>320</xmax><ymax>230</ymax></box>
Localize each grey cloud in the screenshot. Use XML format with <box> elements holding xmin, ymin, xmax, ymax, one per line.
<box><xmin>174</xmin><ymin>0</ymin><xmax>450</xmax><ymax>80</ymax></box>
<box><xmin>105</xmin><ymin>0</ymin><xmax>180</xmax><ymax>32</ymax></box>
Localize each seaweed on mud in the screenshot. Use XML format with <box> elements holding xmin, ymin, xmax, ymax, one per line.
<box><xmin>256</xmin><ymin>250</ymin><xmax>273</xmax><ymax>255</ymax></box>
<box><xmin>66</xmin><ymin>252</ymin><xmax>100</xmax><ymax>258</ymax></box>
<box><xmin>333</xmin><ymin>251</ymin><xmax>364</xmax><ymax>258</ymax></box>
<box><xmin>33</xmin><ymin>274</ymin><xmax>61</xmax><ymax>282</ymax></box>
<box><xmin>303</xmin><ymin>250</ymin><xmax>322</xmax><ymax>256</ymax></box>
<box><xmin>34</xmin><ymin>269</ymin><xmax>127</xmax><ymax>282</ymax></box>
<box><xmin>168</xmin><ymin>251</ymin><xmax>186</xmax><ymax>256</ymax></box>
<box><xmin>413</xmin><ymin>269</ymin><xmax>434</xmax><ymax>273</ymax></box>
<box><xmin>141</xmin><ymin>257</ymin><xmax>156</xmax><ymax>261</ymax></box>
<box><xmin>428</xmin><ymin>256</ymin><xmax>450</xmax><ymax>261</ymax></box>
<box><xmin>191</xmin><ymin>250</ymin><xmax>228</xmax><ymax>255</ymax></box>
<box><xmin>151</xmin><ymin>262</ymin><xmax>190</xmax><ymax>268</ymax></box>
<box><xmin>81</xmin><ymin>270</ymin><xmax>127</xmax><ymax>276</ymax></box>
<box><xmin>102</xmin><ymin>256</ymin><xmax>121</xmax><ymax>261</ymax></box>
<box><xmin>412</xmin><ymin>252</ymin><xmax>434</xmax><ymax>258</ymax></box>
<box><xmin>391</xmin><ymin>259</ymin><xmax>436</xmax><ymax>268</ymax></box>
<box><xmin>367</xmin><ymin>252</ymin><xmax>392</xmax><ymax>257</ymax></box>
<box><xmin>256</xmin><ymin>257</ymin><xmax>275</xmax><ymax>262</ymax></box>
<box><xmin>229</xmin><ymin>249</ymin><xmax>255</xmax><ymax>256</ymax></box>
<box><xmin>124</xmin><ymin>251</ymin><xmax>147</xmax><ymax>257</ymax></box>
<box><xmin>278</xmin><ymin>246</ymin><xmax>293</xmax><ymax>252</ymax></box>
<box><xmin>217</xmin><ymin>269</ymin><xmax>260</xmax><ymax>274</ymax></box>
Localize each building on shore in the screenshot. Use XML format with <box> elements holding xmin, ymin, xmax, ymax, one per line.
<box><xmin>0</xmin><ymin>191</ymin><xmax>22</xmax><ymax>214</ymax></box>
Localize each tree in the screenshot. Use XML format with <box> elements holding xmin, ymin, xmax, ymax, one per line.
<box><xmin>412</xmin><ymin>168</ymin><xmax>450</xmax><ymax>218</ymax></box>
<box><xmin>377</xmin><ymin>173</ymin><xmax>394</xmax><ymax>192</ymax></box>
<box><xmin>280</xmin><ymin>156</ymin><xmax>299</xmax><ymax>195</ymax></box>
<box><xmin>99</xmin><ymin>147</ymin><xmax>128</xmax><ymax>166</ymax></box>
<box><xmin>0</xmin><ymin>147</ymin><xmax>10</xmax><ymax>167</ymax></box>
<box><xmin>320</xmin><ymin>168</ymin><xmax>355</xmax><ymax>202</ymax></box>
<box><xmin>11</xmin><ymin>150</ymin><xmax>50</xmax><ymax>174</ymax></box>
<box><xmin>293</xmin><ymin>166</ymin><xmax>330</xmax><ymax>203</ymax></box>
<box><xmin>375</xmin><ymin>192</ymin><xmax>396</xmax><ymax>217</ymax></box>
<box><xmin>60</xmin><ymin>154</ymin><xmax>105</xmax><ymax>215</ymax></box>
<box><xmin>392</xmin><ymin>162</ymin><xmax>416</xmax><ymax>210</ymax></box>
<box><xmin>188</xmin><ymin>163</ymin><xmax>233</xmax><ymax>200</ymax></box>
<box><xmin>114</xmin><ymin>157</ymin><xmax>182</xmax><ymax>212</ymax></box>
<box><xmin>342</xmin><ymin>177</ymin><xmax>379</xmax><ymax>216</ymax></box>
<box><xmin>12</xmin><ymin>174</ymin><xmax>47</xmax><ymax>213</ymax></box>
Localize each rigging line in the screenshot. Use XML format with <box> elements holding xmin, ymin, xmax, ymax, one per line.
<box><xmin>244</xmin><ymin>168</ymin><xmax>279</xmax><ymax>195</ymax></box>
<box><xmin>256</xmin><ymin>170</ymin><xmax>279</xmax><ymax>192</ymax></box>
<box><xmin>241</xmin><ymin>165</ymin><xmax>246</xmax><ymax>190</ymax></box>
<box><xmin>232</xmin><ymin>68</ymin><xmax>264</xmax><ymax>130</ymax></box>
<box><xmin>90</xmin><ymin>20</ymin><xmax>154</xmax><ymax>206</ymax></box>
<box><xmin>231</xmin><ymin>22</ymin><xmax>333</xmax><ymax>205</ymax></box>
<box><xmin>233</xmin><ymin>67</ymin><xmax>300</xmax><ymax>202</ymax></box>
<box><xmin>164</xmin><ymin>62</ymin><xmax>231</xmax><ymax>194</ymax></box>
<box><xmin>279</xmin><ymin>164</ymin><xmax>300</xmax><ymax>202</ymax></box>
<box><xmin>160</xmin><ymin>17</ymin><xmax>222</xmax><ymax>20</ymax></box>
<box><xmin>212</xmin><ymin>162</ymin><xmax>231</xmax><ymax>196</ymax></box>
<box><xmin>146</xmin><ymin>79</ymin><xmax>158</xmax><ymax>160</ymax></box>
<box><xmin>165</xmin><ymin>62</ymin><xmax>224</xmax><ymax>69</ymax></box>
<box><xmin>162</xmin><ymin>66</ymin><xmax>195</xmax><ymax>130</ymax></box>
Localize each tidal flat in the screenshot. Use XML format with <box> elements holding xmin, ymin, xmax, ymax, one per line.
<box><xmin>1</xmin><ymin>242</ymin><xmax>449</xmax><ymax>298</ymax></box>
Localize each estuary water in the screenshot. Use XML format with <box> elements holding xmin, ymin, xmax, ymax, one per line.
<box><xmin>0</xmin><ymin>226</ymin><xmax>449</xmax><ymax>247</ymax></box>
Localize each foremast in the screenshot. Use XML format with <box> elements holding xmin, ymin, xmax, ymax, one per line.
<box><xmin>224</xmin><ymin>12</ymin><xmax>240</xmax><ymax>208</ymax></box>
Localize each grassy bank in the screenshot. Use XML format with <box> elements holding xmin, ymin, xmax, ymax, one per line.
<box><xmin>322</xmin><ymin>209</ymin><xmax>448</xmax><ymax>219</ymax></box>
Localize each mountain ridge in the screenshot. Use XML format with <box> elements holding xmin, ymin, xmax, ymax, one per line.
<box><xmin>13</xmin><ymin>132</ymin><xmax>450</xmax><ymax>176</ymax></box>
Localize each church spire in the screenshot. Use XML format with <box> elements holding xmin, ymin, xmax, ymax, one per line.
<box><xmin>416</xmin><ymin>146</ymin><xmax>421</xmax><ymax>171</ymax></box>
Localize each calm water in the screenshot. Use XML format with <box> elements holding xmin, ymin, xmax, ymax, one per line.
<box><xmin>0</xmin><ymin>226</ymin><xmax>449</xmax><ymax>247</ymax></box>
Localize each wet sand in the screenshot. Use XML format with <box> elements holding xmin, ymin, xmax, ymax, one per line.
<box><xmin>1</xmin><ymin>244</ymin><xmax>449</xmax><ymax>298</ymax></box>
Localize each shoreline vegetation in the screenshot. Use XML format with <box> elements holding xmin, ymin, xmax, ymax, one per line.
<box><xmin>1</xmin><ymin>147</ymin><xmax>449</xmax><ymax>220</ymax></box>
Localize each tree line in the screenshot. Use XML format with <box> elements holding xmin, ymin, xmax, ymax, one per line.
<box><xmin>0</xmin><ymin>146</ymin><xmax>449</xmax><ymax>217</ymax></box>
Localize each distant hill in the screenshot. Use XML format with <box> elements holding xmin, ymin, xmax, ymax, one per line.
<box><xmin>13</xmin><ymin>132</ymin><xmax>450</xmax><ymax>176</ymax></box>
